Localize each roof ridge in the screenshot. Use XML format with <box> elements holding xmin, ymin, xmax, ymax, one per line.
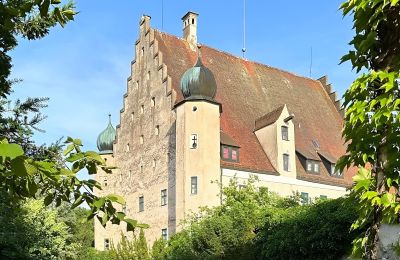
<box><xmin>153</xmin><ymin>29</ymin><xmax>322</xmax><ymax>84</ymax></box>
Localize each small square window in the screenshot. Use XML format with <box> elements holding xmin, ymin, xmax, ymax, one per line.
<box><xmin>161</xmin><ymin>228</ymin><xmax>168</xmax><ymax>240</ymax></box>
<box><xmin>281</xmin><ymin>126</ymin><xmax>289</xmax><ymax>141</ymax></box>
<box><xmin>104</xmin><ymin>239</ymin><xmax>110</xmax><ymax>250</ymax></box>
<box><xmin>283</xmin><ymin>154</ymin><xmax>290</xmax><ymax>171</ymax></box>
<box><xmin>238</xmin><ymin>184</ymin><xmax>246</xmax><ymax>190</ymax></box>
<box><xmin>191</xmin><ymin>176</ymin><xmax>198</xmax><ymax>195</ymax></box>
<box><xmin>139</xmin><ymin>196</ymin><xmax>144</xmax><ymax>212</ymax></box>
<box><xmin>161</xmin><ymin>189</ymin><xmax>167</xmax><ymax>206</ymax></box>
<box><xmin>301</xmin><ymin>192</ymin><xmax>309</xmax><ymax>204</ymax></box>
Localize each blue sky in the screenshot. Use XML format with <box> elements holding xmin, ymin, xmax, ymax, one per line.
<box><xmin>10</xmin><ymin>0</ymin><xmax>355</xmax><ymax>157</ymax></box>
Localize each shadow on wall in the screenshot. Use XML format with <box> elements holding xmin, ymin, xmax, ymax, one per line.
<box><xmin>167</xmin><ymin>122</ymin><xmax>176</xmax><ymax>236</ymax></box>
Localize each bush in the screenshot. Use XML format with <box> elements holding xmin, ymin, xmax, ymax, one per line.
<box><xmin>258</xmin><ymin>197</ymin><xmax>359</xmax><ymax>260</ymax></box>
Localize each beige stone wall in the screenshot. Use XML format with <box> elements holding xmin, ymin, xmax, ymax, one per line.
<box><xmin>175</xmin><ymin>100</ymin><xmax>221</xmax><ymax>230</ymax></box>
<box><xmin>222</xmin><ymin>168</ymin><xmax>347</xmax><ymax>200</ymax></box>
<box><xmin>255</xmin><ymin>105</ymin><xmax>296</xmax><ymax>177</ymax></box>
<box><xmin>94</xmin><ymin>15</ymin><xmax>177</xmax><ymax>248</ymax></box>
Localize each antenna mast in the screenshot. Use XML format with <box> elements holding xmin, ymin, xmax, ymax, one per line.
<box><xmin>161</xmin><ymin>0</ymin><xmax>164</xmax><ymax>30</ymax></box>
<box><xmin>309</xmin><ymin>46</ymin><xmax>313</xmax><ymax>78</ymax></box>
<box><xmin>242</xmin><ymin>0</ymin><xmax>246</xmax><ymax>58</ymax></box>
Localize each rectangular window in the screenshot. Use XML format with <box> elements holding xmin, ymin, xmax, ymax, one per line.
<box><xmin>104</xmin><ymin>239</ymin><xmax>110</xmax><ymax>250</ymax></box>
<box><xmin>301</xmin><ymin>192</ymin><xmax>309</xmax><ymax>204</ymax></box>
<box><xmin>331</xmin><ymin>163</ymin><xmax>335</xmax><ymax>175</ymax></box>
<box><xmin>161</xmin><ymin>228</ymin><xmax>168</xmax><ymax>240</ymax></box>
<box><xmin>223</xmin><ymin>147</ymin><xmax>229</xmax><ymax>159</ymax></box>
<box><xmin>283</xmin><ymin>154</ymin><xmax>289</xmax><ymax>171</ymax></box>
<box><xmin>307</xmin><ymin>161</ymin><xmax>313</xmax><ymax>172</ymax></box>
<box><xmin>281</xmin><ymin>126</ymin><xmax>289</xmax><ymax>140</ymax></box>
<box><xmin>313</xmin><ymin>162</ymin><xmax>320</xmax><ymax>173</ymax></box>
<box><xmin>191</xmin><ymin>176</ymin><xmax>198</xmax><ymax>195</ymax></box>
<box><xmin>238</xmin><ymin>184</ymin><xmax>246</xmax><ymax>190</ymax></box>
<box><xmin>232</xmin><ymin>149</ymin><xmax>237</xmax><ymax>160</ymax></box>
<box><xmin>161</xmin><ymin>189</ymin><xmax>167</xmax><ymax>206</ymax></box>
<box><xmin>139</xmin><ymin>196</ymin><xmax>144</xmax><ymax>212</ymax></box>
<box><xmin>320</xmin><ymin>195</ymin><xmax>328</xmax><ymax>200</ymax></box>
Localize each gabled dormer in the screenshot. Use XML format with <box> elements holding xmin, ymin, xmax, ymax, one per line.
<box><xmin>254</xmin><ymin>104</ymin><xmax>296</xmax><ymax>177</ymax></box>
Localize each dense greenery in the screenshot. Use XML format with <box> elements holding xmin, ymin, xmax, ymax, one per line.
<box><xmin>153</xmin><ymin>179</ymin><xmax>358</xmax><ymax>259</ymax></box>
<box><xmin>107</xmin><ymin>230</ymin><xmax>151</xmax><ymax>260</ymax></box>
<box><xmin>338</xmin><ymin>0</ymin><xmax>400</xmax><ymax>258</ymax></box>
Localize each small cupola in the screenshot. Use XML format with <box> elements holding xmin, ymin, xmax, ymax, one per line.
<box><xmin>97</xmin><ymin>114</ymin><xmax>116</xmax><ymax>154</ymax></box>
<box><xmin>180</xmin><ymin>53</ymin><xmax>217</xmax><ymax>101</ymax></box>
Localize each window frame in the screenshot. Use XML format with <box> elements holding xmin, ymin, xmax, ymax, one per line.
<box><xmin>306</xmin><ymin>160</ymin><xmax>320</xmax><ymax>174</ymax></box>
<box><xmin>161</xmin><ymin>228</ymin><xmax>168</xmax><ymax>240</ymax></box>
<box><xmin>161</xmin><ymin>189</ymin><xmax>167</xmax><ymax>206</ymax></box>
<box><xmin>300</xmin><ymin>192</ymin><xmax>309</xmax><ymax>204</ymax></box>
<box><xmin>138</xmin><ymin>196</ymin><xmax>144</xmax><ymax>212</ymax></box>
<box><xmin>281</xmin><ymin>125</ymin><xmax>289</xmax><ymax>141</ymax></box>
<box><xmin>104</xmin><ymin>238</ymin><xmax>110</xmax><ymax>250</ymax></box>
<box><xmin>220</xmin><ymin>145</ymin><xmax>240</xmax><ymax>162</ymax></box>
<box><xmin>283</xmin><ymin>153</ymin><xmax>290</xmax><ymax>171</ymax></box>
<box><xmin>191</xmin><ymin>176</ymin><xmax>198</xmax><ymax>195</ymax></box>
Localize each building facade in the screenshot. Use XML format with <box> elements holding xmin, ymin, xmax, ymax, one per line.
<box><xmin>94</xmin><ymin>12</ymin><xmax>354</xmax><ymax>250</ymax></box>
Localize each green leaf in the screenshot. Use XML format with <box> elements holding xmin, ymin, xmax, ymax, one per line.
<box><xmin>66</xmin><ymin>152</ymin><xmax>84</xmax><ymax>162</ymax></box>
<box><xmin>381</xmin><ymin>193</ymin><xmax>395</xmax><ymax>207</ymax></box>
<box><xmin>44</xmin><ymin>193</ymin><xmax>54</xmax><ymax>206</ymax></box>
<box><xmin>39</xmin><ymin>0</ymin><xmax>51</xmax><ymax>17</ymax></box>
<box><xmin>125</xmin><ymin>218</ymin><xmax>138</xmax><ymax>232</ymax></box>
<box><xmin>71</xmin><ymin>195</ymin><xmax>84</xmax><ymax>209</ymax></box>
<box><xmin>93</xmin><ymin>198</ymin><xmax>105</xmax><ymax>209</ymax></box>
<box><xmin>63</xmin><ymin>144</ymin><xmax>74</xmax><ymax>156</ymax></box>
<box><xmin>0</xmin><ymin>143</ymin><xmax>24</xmax><ymax>159</ymax></box>
<box><xmin>106</xmin><ymin>194</ymin><xmax>125</xmax><ymax>205</ymax></box>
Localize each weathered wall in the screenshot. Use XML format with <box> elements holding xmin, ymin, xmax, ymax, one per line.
<box><xmin>94</xmin><ymin>15</ymin><xmax>177</xmax><ymax>248</ymax></box>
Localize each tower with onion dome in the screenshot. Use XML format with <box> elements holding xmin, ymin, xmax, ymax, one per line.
<box><xmin>97</xmin><ymin>114</ymin><xmax>116</xmax><ymax>155</ymax></box>
<box><xmin>174</xmin><ymin>50</ymin><xmax>222</xmax><ymax>223</ymax></box>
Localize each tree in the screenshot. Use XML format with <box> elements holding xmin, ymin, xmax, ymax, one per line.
<box><xmin>0</xmin><ymin>1</ymin><xmax>145</xmax><ymax>232</ymax></box>
<box><xmin>0</xmin><ymin>193</ymin><xmax>80</xmax><ymax>259</ymax></box>
<box><xmin>108</xmin><ymin>229</ymin><xmax>151</xmax><ymax>260</ymax></box>
<box><xmin>338</xmin><ymin>0</ymin><xmax>400</xmax><ymax>258</ymax></box>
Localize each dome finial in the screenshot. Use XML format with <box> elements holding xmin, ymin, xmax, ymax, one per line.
<box><xmin>97</xmin><ymin>114</ymin><xmax>116</xmax><ymax>154</ymax></box>
<box><xmin>195</xmin><ymin>44</ymin><xmax>203</xmax><ymax>67</ymax></box>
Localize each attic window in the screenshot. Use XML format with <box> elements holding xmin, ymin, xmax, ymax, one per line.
<box><xmin>281</xmin><ymin>126</ymin><xmax>289</xmax><ymax>141</ymax></box>
<box><xmin>220</xmin><ymin>145</ymin><xmax>239</xmax><ymax>162</ymax></box>
<box><xmin>330</xmin><ymin>163</ymin><xmax>343</xmax><ymax>178</ymax></box>
<box><xmin>306</xmin><ymin>160</ymin><xmax>320</xmax><ymax>174</ymax></box>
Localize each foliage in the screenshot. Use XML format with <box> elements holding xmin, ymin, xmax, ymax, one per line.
<box><xmin>0</xmin><ymin>192</ymin><xmax>79</xmax><ymax>259</ymax></box>
<box><xmin>154</xmin><ymin>179</ymin><xmax>358</xmax><ymax>260</ymax></box>
<box><xmin>338</xmin><ymin>0</ymin><xmax>400</xmax><ymax>258</ymax></box>
<box><xmin>158</xmin><ymin>178</ymin><xmax>299</xmax><ymax>259</ymax></box>
<box><xmin>258</xmin><ymin>197</ymin><xmax>359</xmax><ymax>260</ymax></box>
<box><xmin>108</xmin><ymin>229</ymin><xmax>151</xmax><ymax>260</ymax></box>
<box><xmin>151</xmin><ymin>238</ymin><xmax>168</xmax><ymax>260</ymax></box>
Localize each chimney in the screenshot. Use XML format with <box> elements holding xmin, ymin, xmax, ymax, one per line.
<box><xmin>182</xmin><ymin>11</ymin><xmax>198</xmax><ymax>50</ymax></box>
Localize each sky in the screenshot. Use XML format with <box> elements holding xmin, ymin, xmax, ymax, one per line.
<box><xmin>9</xmin><ymin>0</ymin><xmax>356</xmax><ymax>160</ymax></box>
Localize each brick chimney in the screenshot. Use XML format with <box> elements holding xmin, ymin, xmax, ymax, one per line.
<box><xmin>182</xmin><ymin>11</ymin><xmax>198</xmax><ymax>50</ymax></box>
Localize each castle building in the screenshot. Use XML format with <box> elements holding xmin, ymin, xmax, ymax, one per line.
<box><xmin>94</xmin><ymin>12</ymin><xmax>354</xmax><ymax>250</ymax></box>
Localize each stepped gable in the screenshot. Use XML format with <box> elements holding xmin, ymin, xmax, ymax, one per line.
<box><xmin>154</xmin><ymin>30</ymin><xmax>353</xmax><ymax>186</ymax></box>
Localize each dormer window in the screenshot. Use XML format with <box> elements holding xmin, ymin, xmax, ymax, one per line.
<box><xmin>221</xmin><ymin>145</ymin><xmax>240</xmax><ymax>162</ymax></box>
<box><xmin>281</xmin><ymin>126</ymin><xmax>289</xmax><ymax>141</ymax></box>
<box><xmin>306</xmin><ymin>160</ymin><xmax>320</xmax><ymax>174</ymax></box>
<box><xmin>330</xmin><ymin>163</ymin><xmax>343</xmax><ymax>178</ymax></box>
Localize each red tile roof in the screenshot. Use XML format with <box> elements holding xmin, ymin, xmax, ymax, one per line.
<box><xmin>154</xmin><ymin>30</ymin><xmax>353</xmax><ymax>187</ymax></box>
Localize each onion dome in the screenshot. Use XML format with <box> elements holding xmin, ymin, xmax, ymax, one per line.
<box><xmin>180</xmin><ymin>56</ymin><xmax>217</xmax><ymax>100</ymax></box>
<box><xmin>97</xmin><ymin>114</ymin><xmax>116</xmax><ymax>154</ymax></box>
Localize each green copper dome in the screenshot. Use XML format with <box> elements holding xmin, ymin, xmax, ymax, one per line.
<box><xmin>97</xmin><ymin>114</ymin><xmax>116</xmax><ymax>154</ymax></box>
<box><xmin>180</xmin><ymin>56</ymin><xmax>217</xmax><ymax>100</ymax></box>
